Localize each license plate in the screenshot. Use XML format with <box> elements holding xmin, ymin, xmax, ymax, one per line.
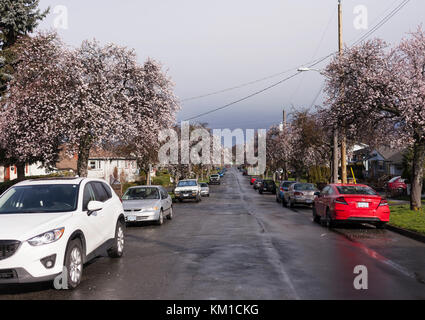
<box><xmin>305</xmin><ymin>199</ymin><xmax>312</xmax><ymax>204</ymax></box>
<box><xmin>357</xmin><ymin>202</ymin><xmax>369</xmax><ymax>208</ymax></box>
<box><xmin>183</xmin><ymin>194</ymin><xmax>189</xmax><ymax>197</ymax></box>
<box><xmin>127</xmin><ymin>215</ymin><xmax>137</xmax><ymax>222</ymax></box>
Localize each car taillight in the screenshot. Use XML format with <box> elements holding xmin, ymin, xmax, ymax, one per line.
<box><xmin>379</xmin><ymin>199</ymin><xmax>389</xmax><ymax>206</ymax></box>
<box><xmin>335</xmin><ymin>197</ymin><xmax>348</xmax><ymax>205</ymax></box>
<box><xmin>294</xmin><ymin>192</ymin><xmax>303</xmax><ymax>196</ymax></box>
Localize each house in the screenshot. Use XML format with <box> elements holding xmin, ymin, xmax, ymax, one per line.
<box><xmin>56</xmin><ymin>147</ymin><xmax>140</xmax><ymax>183</ymax></box>
<box><xmin>0</xmin><ymin>162</ymin><xmax>52</xmax><ymax>182</ymax></box>
<box><xmin>349</xmin><ymin>145</ymin><xmax>405</xmax><ymax>179</ymax></box>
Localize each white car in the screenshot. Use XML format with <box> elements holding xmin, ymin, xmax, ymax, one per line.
<box><xmin>122</xmin><ymin>186</ymin><xmax>173</xmax><ymax>225</ymax></box>
<box><xmin>173</xmin><ymin>179</ymin><xmax>202</xmax><ymax>202</ymax></box>
<box><xmin>0</xmin><ymin>177</ymin><xmax>125</xmax><ymax>289</ymax></box>
<box><xmin>199</xmin><ymin>183</ymin><xmax>210</xmax><ymax>197</ymax></box>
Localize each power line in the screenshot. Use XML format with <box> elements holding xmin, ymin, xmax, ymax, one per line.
<box><xmin>184</xmin><ymin>0</ymin><xmax>411</xmax><ymax>122</ymax></box>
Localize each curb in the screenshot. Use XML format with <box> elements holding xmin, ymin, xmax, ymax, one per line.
<box><xmin>386</xmin><ymin>224</ymin><xmax>425</xmax><ymax>244</ymax></box>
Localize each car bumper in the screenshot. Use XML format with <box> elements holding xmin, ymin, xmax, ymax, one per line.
<box><xmin>0</xmin><ymin>239</ymin><xmax>66</xmax><ymax>283</ymax></box>
<box><xmin>200</xmin><ymin>191</ymin><xmax>209</xmax><ymax>196</ymax></box>
<box><xmin>293</xmin><ymin>197</ymin><xmax>314</xmax><ymax>205</ymax></box>
<box><xmin>124</xmin><ymin>211</ymin><xmax>160</xmax><ymax>222</ymax></box>
<box><xmin>175</xmin><ymin>194</ymin><xmax>198</xmax><ymax>200</ymax></box>
<box><xmin>334</xmin><ymin>208</ymin><xmax>390</xmax><ymax>222</ymax></box>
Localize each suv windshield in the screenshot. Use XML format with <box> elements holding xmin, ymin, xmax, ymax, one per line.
<box><xmin>337</xmin><ymin>186</ymin><xmax>377</xmax><ymax>195</ymax></box>
<box><xmin>122</xmin><ymin>187</ymin><xmax>159</xmax><ymax>200</ymax></box>
<box><xmin>0</xmin><ymin>184</ymin><xmax>79</xmax><ymax>214</ymax></box>
<box><xmin>200</xmin><ymin>183</ymin><xmax>208</xmax><ymax>187</ymax></box>
<box><xmin>177</xmin><ymin>181</ymin><xmax>197</xmax><ymax>187</ymax></box>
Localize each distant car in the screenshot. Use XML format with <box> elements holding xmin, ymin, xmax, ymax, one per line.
<box><xmin>284</xmin><ymin>183</ymin><xmax>318</xmax><ymax>208</ymax></box>
<box><xmin>218</xmin><ymin>171</ymin><xmax>225</xmax><ymax>177</ymax></box>
<box><xmin>200</xmin><ymin>183</ymin><xmax>210</xmax><ymax>197</ymax></box>
<box><xmin>313</xmin><ymin>184</ymin><xmax>390</xmax><ymax>229</ymax></box>
<box><xmin>386</xmin><ymin>176</ymin><xmax>407</xmax><ymax>196</ymax></box>
<box><xmin>258</xmin><ymin>180</ymin><xmax>276</xmax><ymax>194</ymax></box>
<box><xmin>209</xmin><ymin>174</ymin><xmax>221</xmax><ymax>185</ymax></box>
<box><xmin>174</xmin><ymin>179</ymin><xmax>202</xmax><ymax>202</ymax></box>
<box><xmin>250</xmin><ymin>177</ymin><xmax>257</xmax><ymax>185</ymax></box>
<box><xmin>123</xmin><ymin>186</ymin><xmax>173</xmax><ymax>225</ymax></box>
<box><xmin>253</xmin><ymin>179</ymin><xmax>263</xmax><ymax>190</ymax></box>
<box><xmin>276</xmin><ymin>181</ymin><xmax>297</xmax><ymax>205</ymax></box>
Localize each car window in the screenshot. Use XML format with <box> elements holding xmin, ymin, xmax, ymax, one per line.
<box><xmin>336</xmin><ymin>186</ymin><xmax>377</xmax><ymax>195</ymax></box>
<box><xmin>92</xmin><ymin>182</ymin><xmax>109</xmax><ymax>202</ymax></box>
<box><xmin>177</xmin><ymin>180</ymin><xmax>197</xmax><ymax>187</ymax></box>
<box><xmin>389</xmin><ymin>176</ymin><xmax>401</xmax><ymax>183</ymax></box>
<box><xmin>294</xmin><ymin>183</ymin><xmax>315</xmax><ymax>191</ymax></box>
<box><xmin>200</xmin><ymin>183</ymin><xmax>208</xmax><ymax>187</ymax></box>
<box><xmin>0</xmin><ymin>184</ymin><xmax>79</xmax><ymax>214</ymax></box>
<box><xmin>102</xmin><ymin>182</ymin><xmax>112</xmax><ymax>199</ymax></box>
<box><xmin>321</xmin><ymin>186</ymin><xmax>330</xmax><ymax>195</ymax></box>
<box><xmin>83</xmin><ymin>183</ymin><xmax>96</xmax><ymax>211</ymax></box>
<box><xmin>123</xmin><ymin>187</ymin><xmax>160</xmax><ymax>200</ymax></box>
<box><xmin>160</xmin><ymin>188</ymin><xmax>168</xmax><ymax>199</ymax></box>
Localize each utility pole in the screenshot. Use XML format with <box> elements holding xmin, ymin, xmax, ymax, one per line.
<box><xmin>283</xmin><ymin>109</ymin><xmax>287</xmax><ymax>129</ymax></box>
<box><xmin>338</xmin><ymin>0</ymin><xmax>347</xmax><ymax>184</ymax></box>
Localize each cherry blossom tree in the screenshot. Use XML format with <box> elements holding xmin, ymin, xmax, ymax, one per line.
<box><xmin>324</xmin><ymin>27</ymin><xmax>425</xmax><ymax>210</ymax></box>
<box><xmin>0</xmin><ymin>32</ymin><xmax>66</xmax><ymax>178</ymax></box>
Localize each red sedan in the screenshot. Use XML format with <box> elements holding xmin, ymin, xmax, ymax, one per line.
<box><xmin>250</xmin><ymin>177</ymin><xmax>257</xmax><ymax>185</ymax></box>
<box><xmin>313</xmin><ymin>184</ymin><xmax>390</xmax><ymax>229</ymax></box>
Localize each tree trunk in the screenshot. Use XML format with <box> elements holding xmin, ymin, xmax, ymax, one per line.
<box><xmin>77</xmin><ymin>137</ymin><xmax>92</xmax><ymax>177</ymax></box>
<box><xmin>16</xmin><ymin>163</ymin><xmax>25</xmax><ymax>180</ymax></box>
<box><xmin>410</xmin><ymin>139</ymin><xmax>425</xmax><ymax>211</ymax></box>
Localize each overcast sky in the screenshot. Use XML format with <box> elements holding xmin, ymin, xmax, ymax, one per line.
<box><xmin>37</xmin><ymin>0</ymin><xmax>425</xmax><ymax>129</ymax></box>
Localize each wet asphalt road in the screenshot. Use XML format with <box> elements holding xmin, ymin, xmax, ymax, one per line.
<box><xmin>1</xmin><ymin>168</ymin><xmax>425</xmax><ymax>299</ymax></box>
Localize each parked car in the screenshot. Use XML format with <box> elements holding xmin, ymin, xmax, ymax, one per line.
<box><xmin>258</xmin><ymin>180</ymin><xmax>276</xmax><ymax>194</ymax></box>
<box><xmin>0</xmin><ymin>177</ymin><xmax>125</xmax><ymax>289</ymax></box>
<box><xmin>313</xmin><ymin>184</ymin><xmax>390</xmax><ymax>229</ymax></box>
<box><xmin>250</xmin><ymin>177</ymin><xmax>258</xmax><ymax>185</ymax></box>
<box><xmin>200</xmin><ymin>183</ymin><xmax>210</xmax><ymax>197</ymax></box>
<box><xmin>209</xmin><ymin>174</ymin><xmax>221</xmax><ymax>185</ymax></box>
<box><xmin>122</xmin><ymin>186</ymin><xmax>173</xmax><ymax>225</ymax></box>
<box><xmin>253</xmin><ymin>179</ymin><xmax>263</xmax><ymax>190</ymax></box>
<box><xmin>276</xmin><ymin>181</ymin><xmax>297</xmax><ymax>205</ymax></box>
<box><xmin>386</xmin><ymin>176</ymin><xmax>407</xmax><ymax>196</ymax></box>
<box><xmin>284</xmin><ymin>183</ymin><xmax>318</xmax><ymax>208</ymax></box>
<box><xmin>174</xmin><ymin>179</ymin><xmax>202</xmax><ymax>202</ymax></box>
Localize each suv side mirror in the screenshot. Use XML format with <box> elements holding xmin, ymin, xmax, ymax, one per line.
<box><xmin>87</xmin><ymin>201</ymin><xmax>104</xmax><ymax>216</ymax></box>
<box><xmin>314</xmin><ymin>191</ymin><xmax>321</xmax><ymax>197</ymax></box>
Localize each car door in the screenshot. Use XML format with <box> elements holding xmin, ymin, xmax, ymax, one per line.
<box><xmin>81</xmin><ymin>182</ymin><xmax>106</xmax><ymax>253</ymax></box>
<box><xmin>315</xmin><ymin>186</ymin><xmax>328</xmax><ymax>217</ymax></box>
<box><xmin>91</xmin><ymin>181</ymin><xmax>115</xmax><ymax>242</ymax></box>
<box><xmin>160</xmin><ymin>188</ymin><xmax>172</xmax><ymax>213</ymax></box>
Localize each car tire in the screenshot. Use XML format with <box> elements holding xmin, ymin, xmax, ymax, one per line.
<box><xmin>322</xmin><ymin>209</ymin><xmax>334</xmax><ymax>228</ymax></box>
<box><xmin>156</xmin><ymin>210</ymin><xmax>164</xmax><ymax>225</ymax></box>
<box><xmin>288</xmin><ymin>198</ymin><xmax>294</xmax><ymax>208</ymax></box>
<box><xmin>108</xmin><ymin>220</ymin><xmax>125</xmax><ymax>258</ymax></box>
<box><xmin>312</xmin><ymin>206</ymin><xmax>321</xmax><ymax>223</ymax></box>
<box><xmin>167</xmin><ymin>207</ymin><xmax>173</xmax><ymax>220</ymax></box>
<box><xmin>376</xmin><ymin>222</ymin><xmax>387</xmax><ymax>229</ymax></box>
<box><xmin>64</xmin><ymin>239</ymin><xmax>84</xmax><ymax>290</ymax></box>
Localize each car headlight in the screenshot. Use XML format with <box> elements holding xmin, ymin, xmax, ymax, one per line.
<box><xmin>27</xmin><ymin>227</ymin><xmax>65</xmax><ymax>246</ymax></box>
<box><xmin>142</xmin><ymin>206</ymin><xmax>159</xmax><ymax>212</ymax></box>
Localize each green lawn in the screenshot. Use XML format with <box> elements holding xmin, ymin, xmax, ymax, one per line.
<box><xmin>389</xmin><ymin>204</ymin><xmax>425</xmax><ymax>235</ymax></box>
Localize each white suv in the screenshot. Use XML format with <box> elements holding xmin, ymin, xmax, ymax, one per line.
<box><xmin>0</xmin><ymin>177</ymin><xmax>125</xmax><ymax>289</ymax></box>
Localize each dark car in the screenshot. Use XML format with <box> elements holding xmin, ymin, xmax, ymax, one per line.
<box><xmin>276</xmin><ymin>180</ymin><xmax>297</xmax><ymax>205</ymax></box>
<box><xmin>209</xmin><ymin>174</ymin><xmax>221</xmax><ymax>185</ymax></box>
<box><xmin>259</xmin><ymin>180</ymin><xmax>276</xmax><ymax>194</ymax></box>
<box><xmin>253</xmin><ymin>179</ymin><xmax>263</xmax><ymax>190</ymax></box>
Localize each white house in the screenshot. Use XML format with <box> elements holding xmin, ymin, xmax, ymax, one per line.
<box><xmin>0</xmin><ymin>162</ymin><xmax>52</xmax><ymax>182</ymax></box>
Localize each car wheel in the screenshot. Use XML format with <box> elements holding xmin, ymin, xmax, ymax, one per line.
<box><xmin>178</xmin><ymin>198</ymin><xmax>183</xmax><ymax>203</ymax></box>
<box><xmin>288</xmin><ymin>198</ymin><xmax>294</xmax><ymax>208</ymax></box>
<box><xmin>167</xmin><ymin>207</ymin><xmax>174</xmax><ymax>220</ymax></box>
<box><xmin>312</xmin><ymin>206</ymin><xmax>321</xmax><ymax>223</ymax></box>
<box><xmin>156</xmin><ymin>210</ymin><xmax>164</xmax><ymax>225</ymax></box>
<box><xmin>108</xmin><ymin>220</ymin><xmax>125</xmax><ymax>258</ymax></box>
<box><xmin>64</xmin><ymin>239</ymin><xmax>84</xmax><ymax>290</ymax></box>
<box><xmin>322</xmin><ymin>209</ymin><xmax>334</xmax><ymax>228</ymax></box>
<box><xmin>376</xmin><ymin>222</ymin><xmax>387</xmax><ymax>229</ymax></box>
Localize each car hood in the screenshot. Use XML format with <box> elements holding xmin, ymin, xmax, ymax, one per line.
<box><xmin>123</xmin><ymin>199</ymin><xmax>160</xmax><ymax>210</ymax></box>
<box><xmin>0</xmin><ymin>212</ymin><xmax>73</xmax><ymax>241</ymax></box>
<box><xmin>174</xmin><ymin>186</ymin><xmax>198</xmax><ymax>192</ymax></box>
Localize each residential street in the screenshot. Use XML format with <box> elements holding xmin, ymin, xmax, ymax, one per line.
<box><xmin>0</xmin><ymin>168</ymin><xmax>424</xmax><ymax>300</ymax></box>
